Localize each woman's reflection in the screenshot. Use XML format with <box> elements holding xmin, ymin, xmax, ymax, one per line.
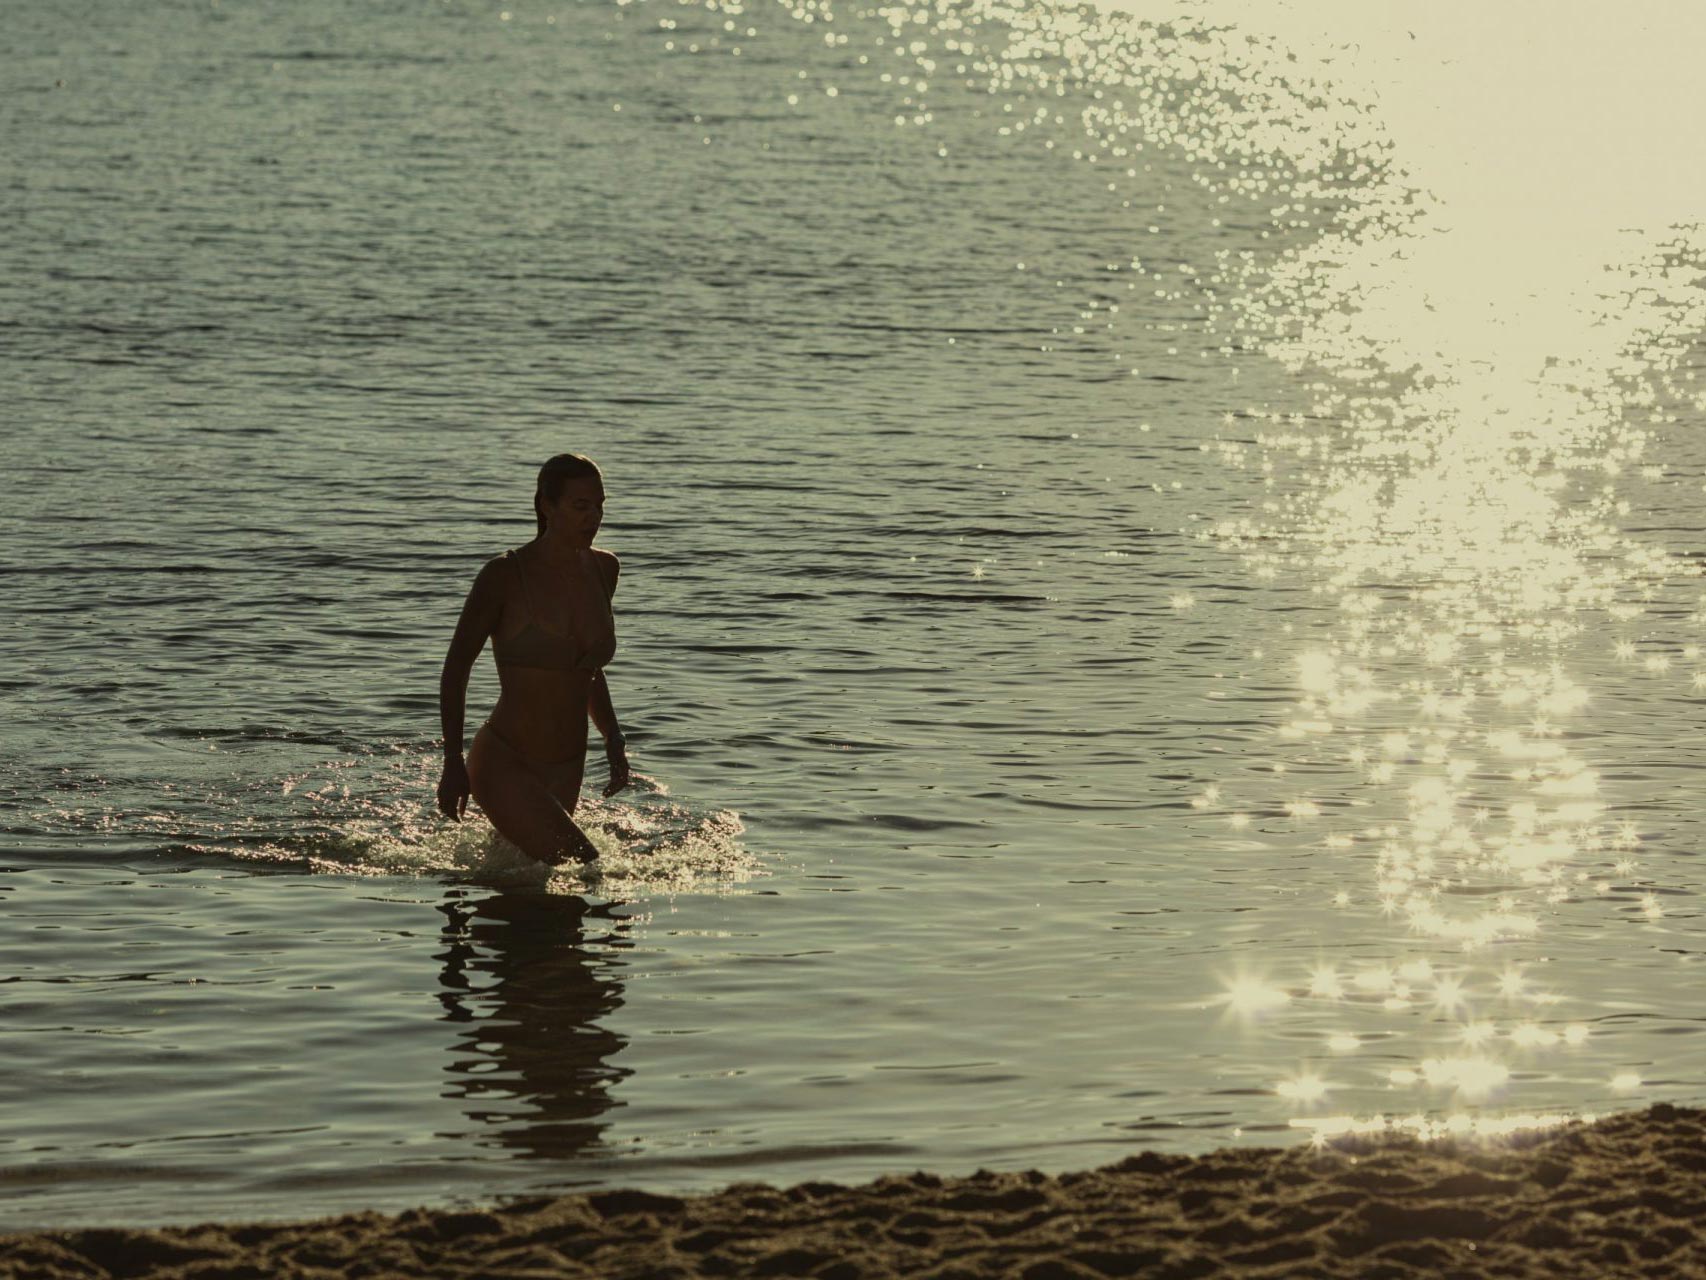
<box><xmin>436</xmin><ymin>887</ymin><xmax>630</xmax><ymax>1160</ymax></box>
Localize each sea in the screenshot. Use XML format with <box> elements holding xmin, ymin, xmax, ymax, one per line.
<box><xmin>4</xmin><ymin>0</ymin><xmax>1706</xmax><ymax>1230</ymax></box>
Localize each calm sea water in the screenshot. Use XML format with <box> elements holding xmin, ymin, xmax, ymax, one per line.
<box><xmin>4</xmin><ymin>0</ymin><xmax>1706</xmax><ymax>1230</ymax></box>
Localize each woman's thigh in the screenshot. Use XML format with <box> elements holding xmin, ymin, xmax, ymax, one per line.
<box><xmin>468</xmin><ymin>725</ymin><xmax>593</xmax><ymax>863</ymax></box>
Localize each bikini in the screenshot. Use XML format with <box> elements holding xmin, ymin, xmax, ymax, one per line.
<box><xmin>482</xmin><ymin>549</ymin><xmax>617</xmax><ymax>792</ymax></box>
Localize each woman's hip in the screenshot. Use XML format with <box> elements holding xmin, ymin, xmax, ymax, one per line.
<box><xmin>469</xmin><ymin>720</ymin><xmax>585</xmax><ymax>806</ymax></box>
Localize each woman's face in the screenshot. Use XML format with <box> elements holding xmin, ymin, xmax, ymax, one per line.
<box><xmin>546</xmin><ymin>477</ymin><xmax>604</xmax><ymax>544</ymax></box>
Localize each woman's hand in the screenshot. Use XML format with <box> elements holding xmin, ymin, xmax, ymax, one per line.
<box><xmin>603</xmin><ymin>737</ymin><xmax>632</xmax><ymax>798</ymax></box>
<box><xmin>438</xmin><ymin>756</ymin><xmax>472</xmax><ymax>820</ymax></box>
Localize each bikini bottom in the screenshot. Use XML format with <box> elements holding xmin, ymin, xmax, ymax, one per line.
<box><xmin>474</xmin><ymin>720</ymin><xmax>583</xmax><ymax>800</ymax></box>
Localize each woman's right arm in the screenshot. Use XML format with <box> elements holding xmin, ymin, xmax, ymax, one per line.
<box><xmin>437</xmin><ymin>560</ymin><xmax>503</xmax><ymax>819</ymax></box>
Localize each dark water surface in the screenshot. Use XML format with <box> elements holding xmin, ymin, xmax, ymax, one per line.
<box><xmin>4</xmin><ymin>0</ymin><xmax>1705</xmax><ymax>1228</ymax></box>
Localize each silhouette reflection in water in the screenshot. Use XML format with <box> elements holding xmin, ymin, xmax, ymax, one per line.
<box><xmin>436</xmin><ymin>888</ymin><xmax>630</xmax><ymax>1160</ymax></box>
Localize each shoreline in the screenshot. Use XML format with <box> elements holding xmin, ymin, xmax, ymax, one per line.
<box><xmin>4</xmin><ymin>1105</ymin><xmax>1705</xmax><ymax>1278</ymax></box>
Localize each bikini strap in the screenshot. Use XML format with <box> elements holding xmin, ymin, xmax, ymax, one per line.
<box><xmin>507</xmin><ymin>549</ymin><xmax>537</xmax><ymax>623</ymax></box>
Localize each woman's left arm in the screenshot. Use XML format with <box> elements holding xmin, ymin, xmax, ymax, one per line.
<box><xmin>588</xmin><ymin>670</ymin><xmax>629</xmax><ymax>797</ymax></box>
<box><xmin>589</xmin><ymin>550</ymin><xmax>630</xmax><ymax>797</ymax></box>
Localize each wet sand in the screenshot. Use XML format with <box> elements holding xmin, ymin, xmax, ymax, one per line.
<box><xmin>4</xmin><ymin>1104</ymin><xmax>1704</xmax><ymax>1279</ymax></box>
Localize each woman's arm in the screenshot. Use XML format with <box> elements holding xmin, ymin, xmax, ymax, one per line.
<box><xmin>587</xmin><ymin>669</ymin><xmax>623</xmax><ymax>747</ymax></box>
<box><xmin>437</xmin><ymin>560</ymin><xmax>503</xmax><ymax>818</ymax></box>
<box><xmin>588</xmin><ymin>550</ymin><xmax>630</xmax><ymax>796</ymax></box>
<box><xmin>587</xmin><ymin>670</ymin><xmax>630</xmax><ymax>798</ymax></box>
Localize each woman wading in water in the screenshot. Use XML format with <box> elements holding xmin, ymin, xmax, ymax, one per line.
<box><xmin>436</xmin><ymin>454</ymin><xmax>630</xmax><ymax>864</ymax></box>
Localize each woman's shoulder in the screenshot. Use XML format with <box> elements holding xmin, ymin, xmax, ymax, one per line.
<box><xmin>471</xmin><ymin>548</ymin><xmax>523</xmax><ymax>593</ymax></box>
<box><xmin>590</xmin><ymin>546</ymin><xmax>620</xmax><ymax>593</ymax></box>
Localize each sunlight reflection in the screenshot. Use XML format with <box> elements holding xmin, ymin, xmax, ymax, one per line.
<box><xmin>1459</xmin><ymin>1022</ymin><xmax>1496</xmax><ymax>1048</ymax></box>
<box><xmin>1418</xmin><ymin>1056</ymin><xmax>1509</xmax><ymax>1097</ymax></box>
<box><xmin>1293</xmin><ymin>1110</ymin><xmax>1584</xmax><ymax>1146</ymax></box>
<box><xmin>1350</xmin><ymin>966</ymin><xmax>1393</xmax><ymax>995</ymax></box>
<box><xmin>1308</xmin><ymin>966</ymin><xmax>1344</xmax><ymax>999</ymax></box>
<box><xmin>753</xmin><ymin>0</ymin><xmax>1701</xmax><ymax>1140</ymax></box>
<box><xmin>1276</xmin><ymin>1073</ymin><xmax>1330</xmax><ymax>1104</ymax></box>
<box><xmin>1429</xmin><ymin>974</ymin><xmax>1465</xmax><ymax>1015</ymax></box>
<box><xmin>1222</xmin><ymin>975</ymin><xmax>1291</xmax><ymax>1017</ymax></box>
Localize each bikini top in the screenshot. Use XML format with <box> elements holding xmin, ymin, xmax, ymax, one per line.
<box><xmin>490</xmin><ymin>548</ymin><xmax>616</xmax><ymax>673</ymax></box>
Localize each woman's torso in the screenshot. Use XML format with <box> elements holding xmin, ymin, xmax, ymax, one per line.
<box><xmin>486</xmin><ymin>543</ymin><xmax>617</xmax><ymax>761</ymax></box>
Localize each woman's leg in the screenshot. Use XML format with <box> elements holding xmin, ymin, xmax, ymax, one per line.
<box><xmin>468</xmin><ymin>724</ymin><xmax>598</xmax><ymax>865</ymax></box>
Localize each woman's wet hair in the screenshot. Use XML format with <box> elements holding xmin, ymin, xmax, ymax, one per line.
<box><xmin>534</xmin><ymin>453</ymin><xmax>604</xmax><ymax>535</ymax></box>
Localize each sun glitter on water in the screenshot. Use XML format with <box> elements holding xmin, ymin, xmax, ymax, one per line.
<box><xmin>710</xmin><ymin>0</ymin><xmax>1706</xmax><ymax>1141</ymax></box>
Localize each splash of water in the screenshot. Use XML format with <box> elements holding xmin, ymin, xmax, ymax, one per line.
<box><xmin>25</xmin><ymin>744</ymin><xmax>769</xmax><ymax>902</ymax></box>
<box><xmin>269</xmin><ymin>757</ymin><xmax>769</xmax><ymax>900</ymax></box>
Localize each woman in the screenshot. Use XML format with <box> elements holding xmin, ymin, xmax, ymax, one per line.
<box><xmin>436</xmin><ymin>454</ymin><xmax>631</xmax><ymax>864</ymax></box>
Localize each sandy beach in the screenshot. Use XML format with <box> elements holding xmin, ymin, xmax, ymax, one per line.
<box><xmin>5</xmin><ymin>1103</ymin><xmax>1704</xmax><ymax>1278</ymax></box>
